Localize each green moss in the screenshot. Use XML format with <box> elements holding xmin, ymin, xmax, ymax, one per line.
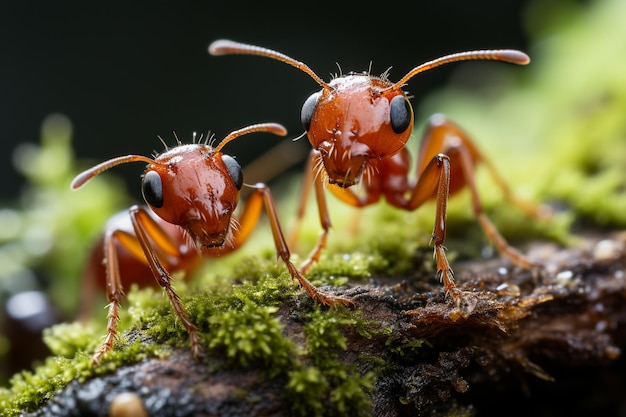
<box><xmin>0</xmin><ymin>356</ymin><xmax>81</xmax><ymax>414</ymax></box>
<box><xmin>303</xmin><ymin>307</ymin><xmax>358</xmax><ymax>353</ymax></box>
<box><xmin>386</xmin><ymin>336</ymin><xmax>431</xmax><ymax>358</ymax></box>
<box><xmin>205</xmin><ymin>298</ymin><xmax>295</xmax><ymax>373</ymax></box>
<box><xmin>310</xmin><ymin>229</ymin><xmax>424</xmax><ymax>280</ymax></box>
<box><xmin>42</xmin><ymin>322</ymin><xmax>98</xmax><ymax>359</ymax></box>
<box><xmin>286</xmin><ymin>307</ymin><xmax>377</xmax><ymax>417</ymax></box>
<box><xmin>0</xmin><ymin>322</ymin><xmax>160</xmax><ymax>417</ymax></box>
<box><xmin>0</xmin><ymin>247</ymin><xmax>381</xmax><ymax>416</ymax></box>
<box><xmin>1</xmin><ymin>262</ymin><xmax>383</xmax><ymax>416</ymax></box>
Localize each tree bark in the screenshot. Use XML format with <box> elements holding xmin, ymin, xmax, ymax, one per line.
<box><xmin>23</xmin><ymin>233</ymin><xmax>626</xmax><ymax>417</ymax></box>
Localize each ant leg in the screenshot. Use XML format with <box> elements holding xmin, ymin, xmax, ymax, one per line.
<box><xmin>129</xmin><ymin>206</ymin><xmax>203</xmax><ymax>359</ymax></box>
<box><xmin>452</xmin><ymin>144</ymin><xmax>534</xmax><ymax>269</ymax></box>
<box><xmin>300</xmin><ymin>152</ymin><xmax>382</xmax><ymax>273</ymax></box>
<box><xmin>288</xmin><ymin>150</ymin><xmax>359</xmax><ymax>275</ymax></box>
<box><xmin>286</xmin><ymin>150</ymin><xmax>336</xmax><ymax>274</ymax></box>
<box><xmin>91</xmin><ymin>229</ymin><xmax>127</xmax><ymax>365</ymax></box>
<box><xmin>299</xmin><ymin>167</ymin><xmax>333</xmax><ymax>274</ymax></box>
<box><xmin>420</xmin><ymin>115</ymin><xmax>540</xmax><ymax>269</ymax></box>
<box><xmin>407</xmin><ymin>154</ymin><xmax>458</xmax><ymax>298</ymax></box>
<box><xmin>245</xmin><ymin>183</ymin><xmax>353</xmax><ymax>307</ymax></box>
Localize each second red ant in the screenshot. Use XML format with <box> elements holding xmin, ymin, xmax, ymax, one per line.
<box><xmin>72</xmin><ymin>123</ymin><xmax>351</xmax><ymax>364</ymax></box>
<box><xmin>209</xmin><ymin>40</ymin><xmax>549</xmax><ymax>299</ymax></box>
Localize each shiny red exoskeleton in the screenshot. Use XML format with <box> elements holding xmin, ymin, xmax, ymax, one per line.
<box><xmin>72</xmin><ymin>123</ymin><xmax>351</xmax><ymax>365</ymax></box>
<box><xmin>209</xmin><ymin>40</ymin><xmax>547</xmax><ymax>300</ymax></box>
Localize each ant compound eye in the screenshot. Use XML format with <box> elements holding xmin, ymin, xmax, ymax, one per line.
<box><xmin>222</xmin><ymin>154</ymin><xmax>243</xmax><ymax>190</ymax></box>
<box><xmin>141</xmin><ymin>170</ymin><xmax>164</xmax><ymax>208</ymax></box>
<box><xmin>301</xmin><ymin>91</ymin><xmax>321</xmax><ymax>131</ymax></box>
<box><xmin>389</xmin><ymin>95</ymin><xmax>412</xmax><ymax>134</ymax></box>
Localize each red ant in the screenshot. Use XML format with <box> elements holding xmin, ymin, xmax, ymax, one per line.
<box><xmin>72</xmin><ymin>123</ymin><xmax>351</xmax><ymax>365</ymax></box>
<box><xmin>209</xmin><ymin>40</ymin><xmax>547</xmax><ymax>299</ymax></box>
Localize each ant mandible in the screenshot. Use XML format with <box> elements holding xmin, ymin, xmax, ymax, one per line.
<box><xmin>209</xmin><ymin>40</ymin><xmax>547</xmax><ymax>299</ymax></box>
<box><xmin>72</xmin><ymin>123</ymin><xmax>351</xmax><ymax>365</ymax></box>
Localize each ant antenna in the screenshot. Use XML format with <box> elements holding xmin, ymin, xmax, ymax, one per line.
<box><xmin>385</xmin><ymin>49</ymin><xmax>530</xmax><ymax>92</ymax></box>
<box><xmin>209</xmin><ymin>39</ymin><xmax>331</xmax><ymax>90</ymax></box>
<box><xmin>214</xmin><ymin>122</ymin><xmax>288</xmax><ymax>153</ymax></box>
<box><xmin>71</xmin><ymin>155</ymin><xmax>156</xmax><ymax>190</ymax></box>
<box><xmin>72</xmin><ymin>123</ymin><xmax>287</xmax><ymax>190</ymax></box>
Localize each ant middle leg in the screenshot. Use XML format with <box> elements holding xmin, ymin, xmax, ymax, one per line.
<box><xmin>244</xmin><ymin>182</ymin><xmax>354</xmax><ymax>307</ymax></box>
<box><xmin>417</xmin><ymin>114</ymin><xmax>544</xmax><ymax>270</ymax></box>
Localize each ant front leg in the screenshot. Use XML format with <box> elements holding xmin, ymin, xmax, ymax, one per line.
<box><xmin>242</xmin><ymin>183</ymin><xmax>353</xmax><ymax>307</ymax></box>
<box><xmin>92</xmin><ymin>206</ymin><xmax>202</xmax><ymax>364</ymax></box>
<box><xmin>311</xmin><ymin>148</ymin><xmax>459</xmax><ymax>300</ymax></box>
<box><xmin>128</xmin><ymin>206</ymin><xmax>203</xmax><ymax>360</ymax></box>
<box><xmin>405</xmin><ymin>153</ymin><xmax>458</xmax><ymax>297</ymax></box>
<box><xmin>293</xmin><ymin>150</ymin><xmax>381</xmax><ymax>274</ymax></box>
<box><xmin>289</xmin><ymin>150</ymin><xmax>333</xmax><ymax>274</ymax></box>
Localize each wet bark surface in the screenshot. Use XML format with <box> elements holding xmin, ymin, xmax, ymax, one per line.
<box><xmin>23</xmin><ymin>233</ymin><xmax>626</xmax><ymax>417</ymax></box>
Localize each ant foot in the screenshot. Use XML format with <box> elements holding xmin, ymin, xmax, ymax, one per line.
<box><xmin>187</xmin><ymin>329</ymin><xmax>204</xmax><ymax>360</ymax></box>
<box><xmin>91</xmin><ymin>332</ymin><xmax>116</xmax><ymax>365</ymax></box>
<box><xmin>312</xmin><ymin>290</ymin><xmax>355</xmax><ymax>308</ymax></box>
<box><xmin>446</xmin><ymin>288</ymin><xmax>478</xmax><ymax>319</ymax></box>
<box><xmin>91</xmin><ymin>344</ymin><xmax>114</xmax><ymax>366</ymax></box>
<box><xmin>445</xmin><ymin>285</ymin><xmax>462</xmax><ymax>304</ymax></box>
<box><xmin>91</xmin><ymin>349</ymin><xmax>106</xmax><ymax>366</ymax></box>
<box><xmin>288</xmin><ymin>265</ymin><xmax>354</xmax><ymax>307</ymax></box>
<box><xmin>456</xmin><ymin>291</ymin><xmax>478</xmax><ymax>317</ymax></box>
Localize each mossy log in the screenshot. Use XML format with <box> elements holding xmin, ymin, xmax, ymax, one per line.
<box><xmin>16</xmin><ymin>232</ymin><xmax>626</xmax><ymax>417</ymax></box>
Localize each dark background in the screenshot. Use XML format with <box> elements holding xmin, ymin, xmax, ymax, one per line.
<box><xmin>1</xmin><ymin>1</ymin><xmax>531</xmax><ymax>202</ymax></box>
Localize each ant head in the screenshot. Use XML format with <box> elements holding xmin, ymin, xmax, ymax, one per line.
<box><xmin>72</xmin><ymin>123</ymin><xmax>287</xmax><ymax>250</ymax></box>
<box><xmin>301</xmin><ymin>75</ymin><xmax>413</xmax><ymax>187</ymax></box>
<box><xmin>209</xmin><ymin>39</ymin><xmax>529</xmax><ymax>187</ymax></box>
<box><xmin>140</xmin><ymin>144</ymin><xmax>242</xmax><ymax>249</ymax></box>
